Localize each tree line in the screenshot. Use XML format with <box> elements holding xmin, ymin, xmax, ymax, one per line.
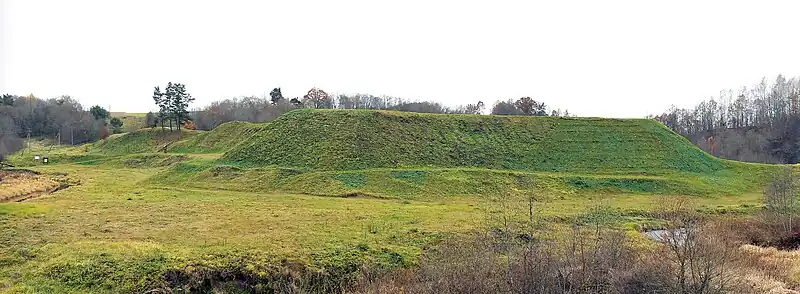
<box><xmin>650</xmin><ymin>75</ymin><xmax>800</xmax><ymax>163</ymax></box>
<box><xmin>0</xmin><ymin>94</ymin><xmax>119</xmax><ymax>162</ymax></box>
<box><xmin>184</xmin><ymin>86</ymin><xmax>572</xmax><ymax>130</ymax></box>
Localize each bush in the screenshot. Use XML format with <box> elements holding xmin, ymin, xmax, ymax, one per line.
<box><xmin>110</xmin><ymin>117</ymin><xmax>124</xmax><ymax>134</ymax></box>
<box><xmin>357</xmin><ymin>197</ymin><xmax>767</xmax><ymax>294</ymax></box>
<box><xmin>763</xmin><ymin>166</ymin><xmax>800</xmax><ymax>235</ymax></box>
<box><xmin>356</xmin><ymin>229</ymin><xmax>678</xmax><ymax>294</ymax></box>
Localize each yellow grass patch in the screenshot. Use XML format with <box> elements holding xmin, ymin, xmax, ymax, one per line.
<box><xmin>737</xmin><ymin>244</ymin><xmax>800</xmax><ymax>293</ymax></box>
<box><xmin>0</xmin><ymin>170</ymin><xmax>60</xmax><ymax>202</ymax></box>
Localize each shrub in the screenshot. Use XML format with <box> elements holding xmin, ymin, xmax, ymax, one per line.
<box><xmin>356</xmin><ymin>229</ymin><xmax>677</xmax><ymax>294</ymax></box>
<box><xmin>763</xmin><ymin>166</ymin><xmax>800</xmax><ymax>235</ymax></box>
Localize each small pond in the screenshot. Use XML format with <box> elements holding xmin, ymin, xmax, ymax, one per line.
<box><xmin>644</xmin><ymin>228</ymin><xmax>687</xmax><ymax>245</ymax></box>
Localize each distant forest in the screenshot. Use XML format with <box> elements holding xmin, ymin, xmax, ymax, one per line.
<box><xmin>0</xmin><ymin>95</ymin><xmax>107</xmax><ymax>162</ymax></box>
<box><xmin>650</xmin><ymin>75</ymin><xmax>800</xmax><ymax>164</ymax></box>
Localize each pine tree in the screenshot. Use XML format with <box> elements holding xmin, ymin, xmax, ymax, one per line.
<box><xmin>270</xmin><ymin>88</ymin><xmax>284</xmax><ymax>105</ymax></box>
<box><xmin>153</xmin><ymin>83</ymin><xmax>194</xmax><ymax>131</ymax></box>
<box><xmin>165</xmin><ymin>83</ymin><xmax>194</xmax><ymax>130</ymax></box>
<box><xmin>152</xmin><ymin>86</ymin><xmax>167</xmax><ymax>129</ymax></box>
<box><xmin>89</xmin><ymin>106</ymin><xmax>110</xmax><ymax>121</ymax></box>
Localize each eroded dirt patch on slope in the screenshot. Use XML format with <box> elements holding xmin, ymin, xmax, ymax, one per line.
<box><xmin>0</xmin><ymin>170</ymin><xmax>78</xmax><ymax>202</ymax></box>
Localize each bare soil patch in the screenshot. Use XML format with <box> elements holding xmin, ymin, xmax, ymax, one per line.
<box><xmin>0</xmin><ymin>170</ymin><xmax>64</xmax><ymax>202</ymax></box>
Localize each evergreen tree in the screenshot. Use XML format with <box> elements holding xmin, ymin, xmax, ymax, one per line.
<box><xmin>153</xmin><ymin>82</ymin><xmax>194</xmax><ymax>130</ymax></box>
<box><xmin>89</xmin><ymin>105</ymin><xmax>110</xmax><ymax>121</ymax></box>
<box><xmin>270</xmin><ymin>88</ymin><xmax>284</xmax><ymax>105</ymax></box>
<box><xmin>110</xmin><ymin>117</ymin><xmax>124</xmax><ymax>133</ymax></box>
<box><xmin>152</xmin><ymin>86</ymin><xmax>167</xmax><ymax>129</ymax></box>
<box><xmin>166</xmin><ymin>83</ymin><xmax>194</xmax><ymax>129</ymax></box>
<box><xmin>1</xmin><ymin>94</ymin><xmax>16</xmax><ymax>106</ymax></box>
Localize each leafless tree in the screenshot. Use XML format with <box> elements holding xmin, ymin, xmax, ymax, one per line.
<box><xmin>763</xmin><ymin>166</ymin><xmax>799</xmax><ymax>235</ymax></box>
<box><xmin>0</xmin><ymin>94</ymin><xmax>104</xmax><ymax>146</ymax></box>
<box><xmin>656</xmin><ymin>196</ymin><xmax>739</xmax><ymax>294</ymax></box>
<box><xmin>651</xmin><ymin>75</ymin><xmax>800</xmax><ymax>164</ymax></box>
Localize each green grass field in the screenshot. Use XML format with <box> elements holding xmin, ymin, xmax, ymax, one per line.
<box><xmin>0</xmin><ymin>109</ymin><xmax>782</xmax><ymax>293</ymax></box>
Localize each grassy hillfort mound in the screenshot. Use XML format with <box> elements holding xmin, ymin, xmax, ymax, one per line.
<box><xmin>160</xmin><ymin>108</ymin><xmax>766</xmax><ymax>197</ymax></box>
<box><xmin>12</xmin><ymin>109</ymin><xmax>771</xmax><ymax>197</ymax></box>
<box><xmin>221</xmin><ymin>109</ymin><xmax>729</xmax><ymax>174</ymax></box>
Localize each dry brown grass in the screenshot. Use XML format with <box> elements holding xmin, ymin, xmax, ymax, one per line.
<box><xmin>353</xmin><ymin>235</ymin><xmax>800</xmax><ymax>294</ymax></box>
<box><xmin>0</xmin><ymin>170</ymin><xmax>60</xmax><ymax>202</ymax></box>
<box><xmin>736</xmin><ymin>245</ymin><xmax>800</xmax><ymax>294</ymax></box>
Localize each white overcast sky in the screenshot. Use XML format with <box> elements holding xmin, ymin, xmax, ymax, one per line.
<box><xmin>2</xmin><ymin>0</ymin><xmax>799</xmax><ymax>118</ymax></box>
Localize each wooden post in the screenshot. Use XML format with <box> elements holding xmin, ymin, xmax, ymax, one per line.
<box><xmin>529</xmin><ymin>196</ymin><xmax>534</xmax><ymax>223</ymax></box>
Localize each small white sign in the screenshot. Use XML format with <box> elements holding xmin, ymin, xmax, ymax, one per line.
<box><xmin>34</xmin><ymin>155</ymin><xmax>40</xmax><ymax>160</ymax></box>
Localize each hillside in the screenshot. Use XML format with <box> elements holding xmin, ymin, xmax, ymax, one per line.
<box><xmin>81</xmin><ymin>121</ymin><xmax>264</xmax><ymax>156</ymax></box>
<box><xmin>221</xmin><ymin>109</ymin><xmax>732</xmax><ymax>174</ymax></box>
<box><xmin>91</xmin><ymin>128</ymin><xmax>200</xmax><ymax>155</ymax></box>
<box><xmin>169</xmin><ymin>121</ymin><xmax>266</xmax><ymax>153</ymax></box>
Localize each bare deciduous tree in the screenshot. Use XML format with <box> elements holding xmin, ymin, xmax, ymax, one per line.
<box><xmin>763</xmin><ymin>166</ymin><xmax>799</xmax><ymax>235</ymax></box>
<box><xmin>656</xmin><ymin>196</ymin><xmax>739</xmax><ymax>294</ymax></box>
<box><xmin>513</xmin><ymin>97</ymin><xmax>548</xmax><ymax>116</ymax></box>
<box><xmin>303</xmin><ymin>88</ymin><xmax>332</xmax><ymax>109</ymax></box>
<box><xmin>651</xmin><ymin>75</ymin><xmax>800</xmax><ymax>164</ymax></box>
<box><xmin>0</xmin><ymin>94</ymin><xmax>102</xmax><ymax>146</ymax></box>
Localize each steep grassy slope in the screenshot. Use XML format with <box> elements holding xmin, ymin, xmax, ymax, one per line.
<box><xmin>81</xmin><ymin>122</ymin><xmax>262</xmax><ymax>156</ymax></box>
<box><xmin>168</xmin><ymin>121</ymin><xmax>266</xmax><ymax>153</ymax></box>
<box><xmin>91</xmin><ymin>128</ymin><xmax>200</xmax><ymax>155</ymax></box>
<box><xmin>221</xmin><ymin>109</ymin><xmax>731</xmax><ymax>174</ymax></box>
